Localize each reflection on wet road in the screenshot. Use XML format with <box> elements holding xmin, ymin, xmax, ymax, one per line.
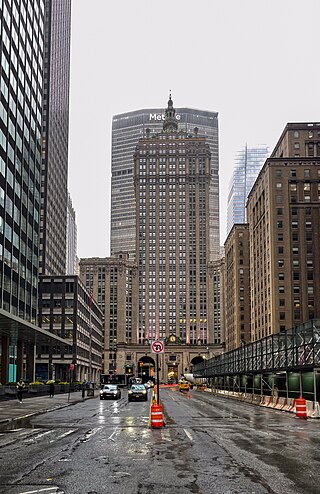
<box><xmin>0</xmin><ymin>387</ymin><xmax>319</xmax><ymax>493</ymax></box>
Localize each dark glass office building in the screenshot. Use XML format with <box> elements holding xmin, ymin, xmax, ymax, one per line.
<box><xmin>111</xmin><ymin>104</ymin><xmax>219</xmax><ymax>260</ymax></box>
<box><xmin>40</xmin><ymin>0</ymin><xmax>71</xmax><ymax>276</ymax></box>
<box><xmin>0</xmin><ymin>1</ymin><xmax>73</xmax><ymax>384</ymax></box>
<box><xmin>0</xmin><ymin>0</ymin><xmax>44</xmax><ymax>322</ymax></box>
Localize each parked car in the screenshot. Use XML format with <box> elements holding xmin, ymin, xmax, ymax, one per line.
<box><xmin>100</xmin><ymin>384</ymin><xmax>121</xmax><ymax>400</ymax></box>
<box><xmin>128</xmin><ymin>384</ymin><xmax>148</xmax><ymax>402</ymax></box>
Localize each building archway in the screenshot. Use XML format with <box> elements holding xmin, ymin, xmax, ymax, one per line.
<box><xmin>137</xmin><ymin>356</ymin><xmax>155</xmax><ymax>383</ymax></box>
<box><xmin>190</xmin><ymin>356</ymin><xmax>204</xmax><ymax>373</ymax></box>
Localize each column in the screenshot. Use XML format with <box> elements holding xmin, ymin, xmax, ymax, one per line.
<box><xmin>1</xmin><ymin>336</ymin><xmax>9</xmax><ymax>384</ymax></box>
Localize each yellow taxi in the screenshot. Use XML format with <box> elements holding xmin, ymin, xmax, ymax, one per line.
<box><xmin>179</xmin><ymin>380</ymin><xmax>190</xmax><ymax>392</ymax></box>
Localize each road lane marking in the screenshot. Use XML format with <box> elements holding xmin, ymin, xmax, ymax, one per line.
<box><xmin>183</xmin><ymin>428</ymin><xmax>193</xmax><ymax>441</ymax></box>
<box><xmin>25</xmin><ymin>431</ymin><xmax>54</xmax><ymax>442</ymax></box>
<box><xmin>50</xmin><ymin>429</ymin><xmax>75</xmax><ymax>443</ymax></box>
<box><xmin>107</xmin><ymin>430</ymin><xmax>118</xmax><ymax>441</ymax></box>
<box><xmin>19</xmin><ymin>488</ymin><xmax>58</xmax><ymax>494</ymax></box>
<box><xmin>86</xmin><ymin>427</ymin><xmax>101</xmax><ymax>435</ymax></box>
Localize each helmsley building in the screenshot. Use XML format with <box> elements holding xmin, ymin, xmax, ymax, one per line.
<box><xmin>80</xmin><ymin>95</ymin><xmax>224</xmax><ymax>384</ymax></box>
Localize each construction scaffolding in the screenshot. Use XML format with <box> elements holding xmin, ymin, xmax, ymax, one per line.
<box><xmin>193</xmin><ymin>320</ymin><xmax>320</xmax><ymax>402</ymax></box>
<box><xmin>194</xmin><ymin>320</ymin><xmax>320</xmax><ymax>377</ymax></box>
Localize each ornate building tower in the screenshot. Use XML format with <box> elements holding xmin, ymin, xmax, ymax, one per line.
<box><xmin>134</xmin><ymin>95</ymin><xmax>213</xmax><ymax>348</ymax></box>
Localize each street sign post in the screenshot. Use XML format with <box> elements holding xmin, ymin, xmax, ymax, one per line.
<box><xmin>151</xmin><ymin>340</ymin><xmax>165</xmax><ymax>404</ymax></box>
<box><xmin>151</xmin><ymin>340</ymin><xmax>164</xmax><ymax>354</ymax></box>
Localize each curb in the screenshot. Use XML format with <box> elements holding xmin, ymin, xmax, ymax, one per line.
<box><xmin>0</xmin><ymin>396</ymin><xmax>95</xmax><ymax>430</ymax></box>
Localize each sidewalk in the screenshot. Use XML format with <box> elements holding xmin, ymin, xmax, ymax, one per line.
<box><xmin>0</xmin><ymin>391</ymin><xmax>95</xmax><ymax>430</ymax></box>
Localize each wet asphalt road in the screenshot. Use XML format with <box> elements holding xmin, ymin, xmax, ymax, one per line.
<box><xmin>0</xmin><ymin>387</ymin><xmax>319</xmax><ymax>494</ymax></box>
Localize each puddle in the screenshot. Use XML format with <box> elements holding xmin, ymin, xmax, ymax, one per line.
<box><xmin>0</xmin><ymin>417</ymin><xmax>35</xmax><ymax>432</ymax></box>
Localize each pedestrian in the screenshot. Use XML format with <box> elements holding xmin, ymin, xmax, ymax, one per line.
<box><xmin>49</xmin><ymin>381</ymin><xmax>55</xmax><ymax>398</ymax></box>
<box><xmin>16</xmin><ymin>379</ymin><xmax>25</xmax><ymax>403</ymax></box>
<box><xmin>82</xmin><ymin>381</ymin><xmax>86</xmax><ymax>400</ymax></box>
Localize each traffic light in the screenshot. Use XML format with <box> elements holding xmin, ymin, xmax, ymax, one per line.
<box><xmin>139</xmin><ymin>362</ymin><xmax>144</xmax><ymax>367</ymax></box>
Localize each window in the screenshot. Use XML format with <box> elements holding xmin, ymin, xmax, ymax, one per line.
<box><xmin>276</xmin><ymin>182</ymin><xmax>282</xmax><ymax>189</ymax></box>
<box><xmin>304</xmin><ymin>169</ymin><xmax>310</xmax><ymax>178</ymax></box>
<box><xmin>290</xmin><ymin>169</ymin><xmax>297</xmax><ymax>177</ymax></box>
<box><xmin>277</xmin><ymin>208</ymin><xmax>283</xmax><ymax>215</ymax></box>
<box><xmin>277</xmin><ymin>221</ymin><xmax>283</xmax><ymax>228</ymax></box>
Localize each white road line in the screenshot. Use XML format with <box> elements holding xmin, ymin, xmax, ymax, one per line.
<box><xmin>50</xmin><ymin>429</ymin><xmax>74</xmax><ymax>443</ymax></box>
<box><xmin>32</xmin><ymin>431</ymin><xmax>54</xmax><ymax>440</ymax></box>
<box><xmin>86</xmin><ymin>427</ymin><xmax>101</xmax><ymax>437</ymax></box>
<box><xmin>107</xmin><ymin>430</ymin><xmax>118</xmax><ymax>441</ymax></box>
<box><xmin>183</xmin><ymin>428</ymin><xmax>193</xmax><ymax>441</ymax></box>
<box><xmin>19</xmin><ymin>487</ymin><xmax>58</xmax><ymax>494</ymax></box>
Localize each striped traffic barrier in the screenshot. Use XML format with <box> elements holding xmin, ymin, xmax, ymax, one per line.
<box><xmin>295</xmin><ymin>397</ymin><xmax>307</xmax><ymax>419</ymax></box>
<box><xmin>150</xmin><ymin>403</ymin><xmax>164</xmax><ymax>428</ymax></box>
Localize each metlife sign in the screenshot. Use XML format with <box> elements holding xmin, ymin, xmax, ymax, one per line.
<box><xmin>149</xmin><ymin>113</ymin><xmax>181</xmax><ymax>121</ymax></box>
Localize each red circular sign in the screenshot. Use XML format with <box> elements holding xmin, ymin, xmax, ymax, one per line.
<box><xmin>151</xmin><ymin>340</ymin><xmax>164</xmax><ymax>354</ymax></box>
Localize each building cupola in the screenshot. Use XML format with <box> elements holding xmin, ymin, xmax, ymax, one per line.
<box><xmin>163</xmin><ymin>91</ymin><xmax>178</xmax><ymax>132</ymax></box>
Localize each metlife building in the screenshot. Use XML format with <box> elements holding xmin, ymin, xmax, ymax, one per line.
<box><xmin>111</xmin><ymin>106</ymin><xmax>219</xmax><ymax>260</ymax></box>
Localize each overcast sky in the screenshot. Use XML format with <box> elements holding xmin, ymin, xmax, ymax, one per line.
<box><xmin>68</xmin><ymin>0</ymin><xmax>320</xmax><ymax>259</ymax></box>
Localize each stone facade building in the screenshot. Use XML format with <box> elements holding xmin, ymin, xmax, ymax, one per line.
<box><xmin>247</xmin><ymin>122</ymin><xmax>320</xmax><ymax>341</ymax></box>
<box><xmin>224</xmin><ymin>224</ymin><xmax>250</xmax><ymax>350</ymax></box>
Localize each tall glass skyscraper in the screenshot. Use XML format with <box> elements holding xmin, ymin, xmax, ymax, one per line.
<box><xmin>111</xmin><ymin>104</ymin><xmax>219</xmax><ymax>260</ymax></box>
<box><xmin>40</xmin><ymin>0</ymin><xmax>71</xmax><ymax>276</ymax></box>
<box><xmin>0</xmin><ymin>0</ymin><xmax>73</xmax><ymax>385</ymax></box>
<box><xmin>66</xmin><ymin>192</ymin><xmax>78</xmax><ymax>275</ymax></box>
<box><xmin>0</xmin><ymin>0</ymin><xmax>45</xmax><ymax>322</ymax></box>
<box><xmin>227</xmin><ymin>144</ymin><xmax>269</xmax><ymax>235</ymax></box>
